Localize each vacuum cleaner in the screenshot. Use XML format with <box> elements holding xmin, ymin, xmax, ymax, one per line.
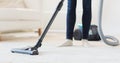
<box><xmin>11</xmin><ymin>0</ymin><xmax>65</xmax><ymax>55</ymax></box>
<box><xmin>73</xmin><ymin>24</ymin><xmax>101</xmax><ymax>41</ymax></box>
<box><xmin>11</xmin><ymin>0</ymin><xmax>119</xmax><ymax>55</ymax></box>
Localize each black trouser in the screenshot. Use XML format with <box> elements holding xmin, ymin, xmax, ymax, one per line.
<box><xmin>67</xmin><ymin>0</ymin><xmax>92</xmax><ymax>40</ymax></box>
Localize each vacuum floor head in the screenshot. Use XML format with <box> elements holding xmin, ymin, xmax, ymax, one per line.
<box><xmin>11</xmin><ymin>47</ymin><xmax>39</xmax><ymax>55</ymax></box>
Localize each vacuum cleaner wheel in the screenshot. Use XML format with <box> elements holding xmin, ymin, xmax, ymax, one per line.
<box><xmin>73</xmin><ymin>29</ymin><xmax>82</xmax><ymax>40</ymax></box>
<box><xmin>88</xmin><ymin>25</ymin><xmax>101</xmax><ymax>41</ymax></box>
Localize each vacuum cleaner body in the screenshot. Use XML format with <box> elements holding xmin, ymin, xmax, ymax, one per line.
<box><xmin>73</xmin><ymin>24</ymin><xmax>101</xmax><ymax>41</ymax></box>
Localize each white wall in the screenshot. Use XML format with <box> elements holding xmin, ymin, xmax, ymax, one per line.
<box><xmin>101</xmin><ymin>0</ymin><xmax>120</xmax><ymax>35</ymax></box>
<box><xmin>41</xmin><ymin>0</ymin><xmax>120</xmax><ymax>35</ymax></box>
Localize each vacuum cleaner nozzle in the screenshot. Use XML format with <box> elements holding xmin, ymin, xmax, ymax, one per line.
<box><xmin>11</xmin><ymin>47</ymin><xmax>39</xmax><ymax>55</ymax></box>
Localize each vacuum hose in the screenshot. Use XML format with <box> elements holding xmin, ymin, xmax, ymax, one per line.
<box><xmin>98</xmin><ymin>0</ymin><xmax>119</xmax><ymax>46</ymax></box>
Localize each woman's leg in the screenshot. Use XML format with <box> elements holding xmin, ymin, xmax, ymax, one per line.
<box><xmin>59</xmin><ymin>0</ymin><xmax>77</xmax><ymax>47</ymax></box>
<box><xmin>82</xmin><ymin>0</ymin><xmax>92</xmax><ymax>39</ymax></box>
<box><xmin>67</xmin><ymin>0</ymin><xmax>77</xmax><ymax>40</ymax></box>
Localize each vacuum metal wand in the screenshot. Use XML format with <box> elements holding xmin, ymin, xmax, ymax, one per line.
<box><xmin>98</xmin><ymin>0</ymin><xmax>119</xmax><ymax>46</ymax></box>
<box><xmin>34</xmin><ymin>0</ymin><xmax>64</xmax><ymax>49</ymax></box>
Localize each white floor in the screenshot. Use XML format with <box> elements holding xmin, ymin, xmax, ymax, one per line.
<box><xmin>0</xmin><ymin>32</ymin><xmax>120</xmax><ymax>63</ymax></box>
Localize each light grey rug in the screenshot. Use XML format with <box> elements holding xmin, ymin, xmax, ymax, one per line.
<box><xmin>0</xmin><ymin>40</ymin><xmax>120</xmax><ymax>63</ymax></box>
